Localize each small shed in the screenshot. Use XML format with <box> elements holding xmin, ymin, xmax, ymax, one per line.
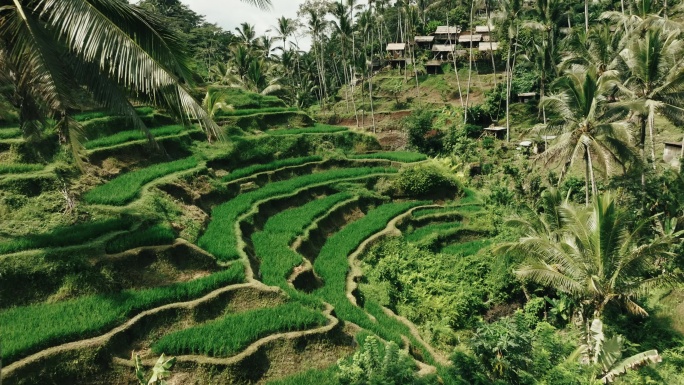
<box><xmin>426</xmin><ymin>59</ymin><xmax>444</xmax><ymax>74</ymax></box>
<box><xmin>517</xmin><ymin>92</ymin><xmax>537</xmax><ymax>103</ymax></box>
<box><xmin>478</xmin><ymin>41</ymin><xmax>499</xmax><ymax>52</ymax></box>
<box><xmin>433</xmin><ymin>26</ymin><xmax>460</xmax><ymax>42</ymax></box>
<box><xmin>475</xmin><ymin>26</ymin><xmax>495</xmax><ymax>34</ymax></box>
<box><xmin>483</xmin><ymin>126</ymin><xmax>507</xmax><ymax>139</ymax></box>
<box><xmin>386</xmin><ymin>43</ymin><xmax>407</xmax><ymax>58</ymax></box>
<box><xmin>458</xmin><ymin>34</ymin><xmax>482</xmax><ymax>47</ymax></box>
<box><xmin>663</xmin><ymin>141</ymin><xmax>683</xmax><ymax>168</ymax></box>
<box><xmin>431</xmin><ymin>45</ymin><xmax>466</xmax><ymax>61</ymax></box>
<box><xmin>414</xmin><ymin>35</ymin><xmax>435</xmax><ymax>49</ymax></box>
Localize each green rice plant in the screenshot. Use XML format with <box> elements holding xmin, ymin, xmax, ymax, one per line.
<box><xmin>105</xmin><ymin>224</ymin><xmax>176</xmax><ymax>254</ymax></box>
<box><xmin>199</xmin><ymin>167</ymin><xmax>396</xmax><ymax>262</ymax></box>
<box><xmin>207</xmin><ymin>87</ymin><xmax>286</xmax><ymax>110</ymax></box>
<box><xmin>403</xmin><ymin>222</ymin><xmax>463</xmax><ymax>244</ymax></box>
<box><xmin>265</xmin><ymin>366</ymin><xmax>338</xmax><ymax>385</ymax></box>
<box><xmin>0</xmin><ymin>163</ymin><xmax>44</xmax><ymax>175</ymax></box>
<box><xmin>214</xmin><ymin>107</ymin><xmax>298</xmax><ymax>117</ymax></box>
<box><xmin>266</xmin><ymin>124</ymin><xmax>348</xmax><ymax>136</ymax></box>
<box><xmin>221</xmin><ymin>156</ymin><xmax>323</xmax><ymax>183</ymax></box>
<box><xmin>0</xmin><ymin>218</ymin><xmax>133</xmax><ymax>254</ymax></box>
<box><xmin>151</xmin><ymin>302</ymin><xmax>325</xmax><ymax>357</ymax></box>
<box><xmin>83</xmin><ymin>125</ymin><xmax>187</xmax><ymax>149</ymax></box>
<box><xmin>349</xmin><ymin>151</ymin><xmax>427</xmax><ymax>163</ymax></box>
<box><xmin>0</xmin><ymin>127</ymin><xmax>21</xmax><ymax>139</ymax></box>
<box><xmin>73</xmin><ymin>106</ymin><xmax>155</xmax><ymax>122</ymax></box>
<box><xmin>0</xmin><ymin>264</ymin><xmax>244</xmax><ymax>364</ymax></box>
<box><xmin>84</xmin><ymin>156</ymin><xmax>200</xmax><ymax>205</ymax></box>
<box><xmin>252</xmin><ymin>192</ymin><xmax>354</xmax><ymax>287</ymax></box>
<box><xmin>440</xmin><ymin>239</ymin><xmax>491</xmax><ymax>257</ymax></box>
<box><xmin>313</xmin><ymin>201</ymin><xmax>427</xmax><ymax>345</ymax></box>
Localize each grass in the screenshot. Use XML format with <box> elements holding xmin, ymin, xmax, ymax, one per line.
<box><xmin>266</xmin><ymin>124</ymin><xmax>348</xmax><ymax>136</ymax></box>
<box><xmin>0</xmin><ymin>127</ymin><xmax>21</xmax><ymax>139</ymax></box>
<box><xmin>105</xmin><ymin>224</ymin><xmax>176</xmax><ymax>254</ymax></box>
<box><xmin>221</xmin><ymin>156</ymin><xmax>323</xmax><ymax>183</ymax></box>
<box><xmin>0</xmin><ymin>163</ymin><xmax>44</xmax><ymax>175</ymax></box>
<box><xmin>83</xmin><ymin>156</ymin><xmax>200</xmax><ymax>205</ymax></box>
<box><xmin>0</xmin><ymin>218</ymin><xmax>132</xmax><ymax>254</ymax></box>
<box><xmin>403</xmin><ymin>222</ymin><xmax>463</xmax><ymax>243</ymax></box>
<box><xmin>349</xmin><ymin>151</ymin><xmax>427</xmax><ymax>163</ymax></box>
<box><xmin>214</xmin><ymin>107</ymin><xmax>298</xmax><ymax>117</ymax></box>
<box><xmin>313</xmin><ymin>201</ymin><xmax>427</xmax><ymax>345</ymax></box>
<box><xmin>151</xmin><ymin>301</ymin><xmax>326</xmax><ymax>357</ymax></box>
<box><xmin>83</xmin><ymin>125</ymin><xmax>187</xmax><ymax>149</ymax></box>
<box><xmin>0</xmin><ymin>264</ymin><xmax>245</xmax><ymax>364</ymax></box>
<box><xmin>440</xmin><ymin>239</ymin><xmax>491</xmax><ymax>257</ymax></box>
<box><xmin>265</xmin><ymin>366</ymin><xmax>339</xmax><ymax>385</ymax></box>
<box><xmin>73</xmin><ymin>106</ymin><xmax>155</xmax><ymax>122</ymax></box>
<box><xmin>208</xmin><ymin>87</ymin><xmax>286</xmax><ymax>110</ymax></box>
<box><xmin>252</xmin><ymin>192</ymin><xmax>355</xmax><ymax>287</ymax></box>
<box><xmin>199</xmin><ymin>167</ymin><xmax>396</xmax><ymax>262</ymax></box>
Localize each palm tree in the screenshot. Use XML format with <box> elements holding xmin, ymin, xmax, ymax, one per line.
<box><xmin>620</xmin><ymin>26</ymin><xmax>684</xmax><ymax>168</ymax></box>
<box><xmin>539</xmin><ymin>66</ymin><xmax>638</xmax><ymax>203</ymax></box>
<box><xmin>497</xmin><ymin>192</ymin><xmax>683</xmax><ymax>322</ymax></box>
<box><xmin>273</xmin><ymin>16</ymin><xmax>297</xmax><ymax>53</ymax></box>
<box><xmin>0</xmin><ymin>0</ymin><xmax>220</xmax><ymax>150</ymax></box>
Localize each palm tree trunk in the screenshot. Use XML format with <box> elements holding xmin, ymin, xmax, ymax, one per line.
<box><xmin>447</xmin><ymin>13</ymin><xmax>465</xmax><ymax>109</ymax></box>
<box><xmin>506</xmin><ymin>26</ymin><xmax>519</xmax><ymax>142</ymax></box>
<box><xmin>587</xmin><ymin>144</ymin><xmax>597</xmax><ymax>199</ymax></box>
<box><xmin>485</xmin><ymin>2</ymin><xmax>497</xmax><ymax>93</ymax></box>
<box><xmin>585</xmin><ymin>0</ymin><xmax>589</xmax><ymax>34</ymax></box>
<box><xmin>368</xmin><ymin>3</ymin><xmax>376</xmax><ymax>133</ymax></box>
<box><xmin>648</xmin><ymin>110</ymin><xmax>657</xmax><ymax>170</ymax></box>
<box><xmin>464</xmin><ymin>0</ymin><xmax>475</xmax><ymax>124</ymax></box>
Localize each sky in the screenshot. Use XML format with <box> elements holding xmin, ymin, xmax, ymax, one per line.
<box><xmin>183</xmin><ymin>0</ymin><xmax>313</xmax><ymax>50</ymax></box>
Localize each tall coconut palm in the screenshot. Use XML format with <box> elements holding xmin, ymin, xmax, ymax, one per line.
<box><xmin>539</xmin><ymin>66</ymin><xmax>638</xmax><ymax>203</ymax></box>
<box><xmin>620</xmin><ymin>26</ymin><xmax>684</xmax><ymax>167</ymax></box>
<box><xmin>273</xmin><ymin>16</ymin><xmax>297</xmax><ymax>53</ymax></box>
<box><xmin>0</xmin><ymin>0</ymin><xmax>220</xmax><ymax>150</ymax></box>
<box><xmin>497</xmin><ymin>192</ymin><xmax>683</xmax><ymax>322</ymax></box>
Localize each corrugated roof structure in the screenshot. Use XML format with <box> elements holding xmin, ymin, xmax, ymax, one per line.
<box><xmin>434</xmin><ymin>26</ymin><xmax>460</xmax><ymax>34</ymax></box>
<box><xmin>386</xmin><ymin>43</ymin><xmax>407</xmax><ymax>51</ymax></box>
<box><xmin>415</xmin><ymin>36</ymin><xmax>435</xmax><ymax>43</ymax></box>
<box><xmin>458</xmin><ymin>34</ymin><xmax>483</xmax><ymax>43</ymax></box>
<box><xmin>478</xmin><ymin>42</ymin><xmax>499</xmax><ymax>51</ymax></box>
<box><xmin>475</xmin><ymin>26</ymin><xmax>495</xmax><ymax>33</ymax></box>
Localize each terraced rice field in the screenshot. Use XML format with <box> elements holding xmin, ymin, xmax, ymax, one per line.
<box><xmin>1</xmin><ymin>107</ymin><xmax>468</xmax><ymax>385</ymax></box>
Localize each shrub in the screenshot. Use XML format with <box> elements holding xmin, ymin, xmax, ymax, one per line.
<box><xmin>394</xmin><ymin>163</ymin><xmax>461</xmax><ymax>197</ymax></box>
<box><xmin>337</xmin><ymin>335</ymin><xmax>420</xmax><ymax>385</ymax></box>
<box><xmin>404</xmin><ymin>109</ymin><xmax>443</xmax><ymax>155</ymax></box>
<box><xmin>83</xmin><ymin>156</ymin><xmax>200</xmax><ymax>205</ymax></box>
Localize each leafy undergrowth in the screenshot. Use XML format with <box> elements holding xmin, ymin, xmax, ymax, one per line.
<box><xmin>0</xmin><ymin>218</ymin><xmax>132</xmax><ymax>254</ymax></box>
<box><xmin>83</xmin><ymin>125</ymin><xmax>188</xmax><ymax>149</ymax></box>
<box><xmin>252</xmin><ymin>192</ymin><xmax>355</xmax><ymax>287</ymax></box>
<box><xmin>221</xmin><ymin>156</ymin><xmax>323</xmax><ymax>182</ymax></box>
<box><xmin>0</xmin><ymin>264</ymin><xmax>244</xmax><ymax>364</ymax></box>
<box><xmin>152</xmin><ymin>301</ymin><xmax>326</xmax><ymax>357</ymax></box>
<box><xmin>84</xmin><ymin>156</ymin><xmax>200</xmax><ymax>205</ymax></box>
<box><xmin>104</xmin><ymin>224</ymin><xmax>176</xmax><ymax>254</ymax></box>
<box><xmin>350</xmin><ymin>151</ymin><xmax>427</xmax><ymax>163</ymax></box>
<box><xmin>199</xmin><ymin>167</ymin><xmax>396</xmax><ymax>262</ymax></box>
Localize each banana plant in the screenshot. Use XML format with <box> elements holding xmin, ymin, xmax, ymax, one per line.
<box><xmin>569</xmin><ymin>319</ymin><xmax>662</xmax><ymax>383</ymax></box>
<box><xmin>134</xmin><ymin>353</ymin><xmax>176</xmax><ymax>385</ymax></box>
